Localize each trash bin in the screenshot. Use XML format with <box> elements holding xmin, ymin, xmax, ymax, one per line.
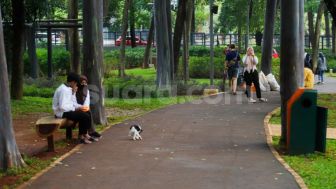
<box><xmin>287</xmin><ymin>88</ymin><xmax>317</xmax><ymax>155</ymax></box>
<box><xmin>286</xmin><ymin>88</ymin><xmax>328</xmax><ymax>155</ymax></box>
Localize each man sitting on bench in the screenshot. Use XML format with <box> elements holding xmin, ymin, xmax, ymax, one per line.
<box><xmin>52</xmin><ymin>73</ymin><xmax>94</xmax><ymax>144</ymax></box>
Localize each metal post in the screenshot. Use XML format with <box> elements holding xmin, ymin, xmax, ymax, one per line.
<box><xmin>47</xmin><ymin>27</ymin><xmax>52</xmax><ymax>79</ymax></box>
<box><xmin>209</xmin><ymin>0</ymin><xmax>214</xmax><ymax>86</ymax></box>
<box><xmin>245</xmin><ymin>0</ymin><xmax>250</xmax><ymax>50</ymax></box>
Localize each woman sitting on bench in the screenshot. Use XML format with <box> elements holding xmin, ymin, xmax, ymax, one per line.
<box><xmin>75</xmin><ymin>75</ymin><xmax>102</xmax><ymax>140</ymax></box>
<box><xmin>52</xmin><ymin>73</ymin><xmax>94</xmax><ymax>144</ymax></box>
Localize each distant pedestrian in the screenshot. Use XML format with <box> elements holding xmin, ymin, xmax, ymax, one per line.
<box><xmin>242</xmin><ymin>47</ymin><xmax>267</xmax><ymax>103</ymax></box>
<box><xmin>316</xmin><ymin>52</ymin><xmax>327</xmax><ymax>84</ymax></box>
<box><xmin>225</xmin><ymin>44</ymin><xmax>240</xmax><ymax>95</ymax></box>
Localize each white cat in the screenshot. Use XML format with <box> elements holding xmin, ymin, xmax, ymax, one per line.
<box><xmin>129</xmin><ymin>124</ymin><xmax>143</xmax><ymax>140</ymax></box>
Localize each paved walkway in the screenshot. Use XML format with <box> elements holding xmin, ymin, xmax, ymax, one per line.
<box><xmin>23</xmin><ymin>92</ymin><xmax>300</xmax><ymax>189</ymax></box>
<box><xmin>314</xmin><ymin>75</ymin><xmax>336</xmax><ymax>93</ymax></box>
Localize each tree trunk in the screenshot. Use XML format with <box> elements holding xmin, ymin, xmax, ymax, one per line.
<box><xmin>245</xmin><ymin>0</ymin><xmax>251</xmax><ymax>50</ymax></box>
<box><xmin>26</xmin><ymin>24</ymin><xmax>38</xmax><ymax>79</ymax></box>
<box><xmin>324</xmin><ymin>0</ymin><xmax>336</xmax><ymax>24</ymax></box>
<box><xmin>261</xmin><ymin>0</ymin><xmax>277</xmax><ymax>75</ymax></box>
<box><xmin>191</xmin><ymin>0</ymin><xmax>196</xmax><ymax>45</ymax></box>
<box><xmin>119</xmin><ymin>0</ymin><xmax>130</xmax><ymax>78</ymax></box>
<box><xmin>311</xmin><ymin>1</ymin><xmax>325</xmax><ymax>72</ymax></box>
<box><xmin>83</xmin><ymin>0</ymin><xmax>107</xmax><ymax>125</ymax></box>
<box><xmin>68</xmin><ymin>0</ymin><xmax>80</xmax><ymax>74</ymax></box>
<box><xmin>182</xmin><ymin>0</ymin><xmax>194</xmax><ymax>83</ymax></box>
<box><xmin>238</xmin><ymin>24</ymin><xmax>242</xmax><ymax>51</ymax></box>
<box><xmin>325</xmin><ymin>10</ymin><xmax>331</xmax><ymax>48</ymax></box>
<box><xmin>10</xmin><ymin>0</ymin><xmax>25</xmax><ymax>100</ymax></box>
<box><xmin>155</xmin><ymin>0</ymin><xmax>173</xmax><ymax>89</ymax></box>
<box><xmin>129</xmin><ymin>0</ymin><xmax>136</xmax><ymax>48</ymax></box>
<box><xmin>280</xmin><ymin>0</ymin><xmax>304</xmax><ymax>147</ymax></box>
<box><xmin>333</xmin><ymin>20</ymin><xmax>336</xmax><ymax>54</ymax></box>
<box><xmin>0</xmin><ymin>8</ymin><xmax>25</xmax><ymax>171</ymax></box>
<box><xmin>173</xmin><ymin>0</ymin><xmax>187</xmax><ymax>77</ymax></box>
<box><xmin>308</xmin><ymin>10</ymin><xmax>315</xmax><ymax>47</ymax></box>
<box><xmin>143</xmin><ymin>16</ymin><xmax>154</xmax><ymax>69</ymax></box>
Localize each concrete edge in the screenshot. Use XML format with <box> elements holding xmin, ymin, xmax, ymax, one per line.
<box><xmin>264</xmin><ymin>108</ymin><xmax>308</xmax><ymax>189</ymax></box>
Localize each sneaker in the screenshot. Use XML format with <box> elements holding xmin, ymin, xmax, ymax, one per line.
<box><xmin>248</xmin><ymin>98</ymin><xmax>256</xmax><ymax>103</ymax></box>
<box><xmin>259</xmin><ymin>98</ymin><xmax>268</xmax><ymax>102</ymax></box>
<box><xmin>89</xmin><ymin>132</ymin><xmax>102</xmax><ymax>139</ymax></box>
<box><xmin>85</xmin><ymin>134</ymin><xmax>98</xmax><ymax>142</ymax></box>
<box><xmin>79</xmin><ymin>137</ymin><xmax>92</xmax><ymax>144</ymax></box>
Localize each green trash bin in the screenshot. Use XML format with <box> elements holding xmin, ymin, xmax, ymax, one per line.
<box><xmin>287</xmin><ymin>89</ymin><xmax>317</xmax><ymax>155</ymax></box>
<box><xmin>287</xmin><ymin>88</ymin><xmax>328</xmax><ymax>155</ymax></box>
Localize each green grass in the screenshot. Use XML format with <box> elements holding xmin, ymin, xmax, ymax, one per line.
<box><xmin>269</xmin><ymin>94</ymin><xmax>336</xmax><ymax>128</ymax></box>
<box><xmin>11</xmin><ymin>97</ymin><xmax>52</xmax><ymax>116</ymax></box>
<box><xmin>273</xmin><ymin>136</ymin><xmax>336</xmax><ymax>189</ymax></box>
<box><xmin>110</xmin><ymin>67</ymin><xmax>156</xmax><ymax>80</ymax></box>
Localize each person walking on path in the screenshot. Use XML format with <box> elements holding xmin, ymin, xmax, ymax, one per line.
<box><xmin>75</xmin><ymin>75</ymin><xmax>102</xmax><ymax>140</ymax></box>
<box><xmin>242</xmin><ymin>47</ymin><xmax>267</xmax><ymax>103</ymax></box>
<box><xmin>225</xmin><ymin>44</ymin><xmax>240</xmax><ymax>95</ymax></box>
<box><xmin>316</xmin><ymin>52</ymin><xmax>327</xmax><ymax>84</ymax></box>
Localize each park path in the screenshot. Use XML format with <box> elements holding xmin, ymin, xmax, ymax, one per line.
<box><xmin>23</xmin><ymin>92</ymin><xmax>299</xmax><ymax>189</ymax></box>
<box><xmin>314</xmin><ymin>75</ymin><xmax>336</xmax><ymax>93</ymax></box>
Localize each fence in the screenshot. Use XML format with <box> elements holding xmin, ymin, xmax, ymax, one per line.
<box><xmin>35</xmin><ymin>29</ymin><xmax>334</xmax><ymax>50</ymax></box>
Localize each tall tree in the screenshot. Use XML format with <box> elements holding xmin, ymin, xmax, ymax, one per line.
<box><xmin>82</xmin><ymin>0</ymin><xmax>107</xmax><ymax>125</ymax></box>
<box><xmin>155</xmin><ymin>0</ymin><xmax>173</xmax><ymax>89</ymax></box>
<box><xmin>172</xmin><ymin>0</ymin><xmax>187</xmax><ymax>78</ymax></box>
<box><xmin>182</xmin><ymin>0</ymin><xmax>194</xmax><ymax>83</ymax></box>
<box><xmin>119</xmin><ymin>0</ymin><xmax>130</xmax><ymax>78</ymax></box>
<box><xmin>68</xmin><ymin>0</ymin><xmax>80</xmax><ymax>74</ymax></box>
<box><xmin>311</xmin><ymin>1</ymin><xmax>325</xmax><ymax>72</ymax></box>
<box><xmin>261</xmin><ymin>0</ymin><xmax>277</xmax><ymax>75</ymax></box>
<box><xmin>10</xmin><ymin>0</ymin><xmax>25</xmax><ymax>100</ymax></box>
<box><xmin>325</xmin><ymin>10</ymin><xmax>331</xmax><ymax>48</ymax></box>
<box><xmin>129</xmin><ymin>0</ymin><xmax>136</xmax><ymax>48</ymax></box>
<box><xmin>280</xmin><ymin>0</ymin><xmax>304</xmax><ymax>147</ymax></box>
<box><xmin>143</xmin><ymin>16</ymin><xmax>154</xmax><ymax>69</ymax></box>
<box><xmin>0</xmin><ymin>7</ymin><xmax>25</xmax><ymax>170</ymax></box>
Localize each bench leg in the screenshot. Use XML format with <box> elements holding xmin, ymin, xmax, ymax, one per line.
<box><xmin>47</xmin><ymin>135</ymin><xmax>55</xmax><ymax>152</ymax></box>
<box><xmin>66</xmin><ymin>128</ymin><xmax>73</xmax><ymax>140</ymax></box>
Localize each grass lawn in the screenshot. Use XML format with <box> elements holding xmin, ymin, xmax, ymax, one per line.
<box><xmin>273</xmin><ymin>137</ymin><xmax>336</xmax><ymax>189</ymax></box>
<box><xmin>269</xmin><ymin>94</ymin><xmax>336</xmax><ymax>128</ymax></box>
<box><xmin>11</xmin><ymin>97</ymin><xmax>52</xmax><ymax>117</ymax></box>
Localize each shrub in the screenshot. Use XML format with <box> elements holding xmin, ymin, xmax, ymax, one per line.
<box><xmin>189</xmin><ymin>57</ymin><xmax>224</xmax><ymax>78</ymax></box>
<box><xmin>23</xmin><ymin>85</ymin><xmax>55</xmax><ymax>98</ymax></box>
<box><xmin>189</xmin><ymin>46</ymin><xmax>224</xmax><ymax>57</ymax></box>
<box><xmin>23</xmin><ymin>48</ymin><xmax>70</xmax><ymax>76</ymax></box>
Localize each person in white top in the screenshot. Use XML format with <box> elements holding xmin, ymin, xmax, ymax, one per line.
<box><xmin>52</xmin><ymin>73</ymin><xmax>94</xmax><ymax>144</ymax></box>
<box><xmin>242</xmin><ymin>47</ymin><xmax>267</xmax><ymax>103</ymax></box>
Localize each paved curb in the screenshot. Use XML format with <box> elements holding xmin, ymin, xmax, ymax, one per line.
<box><xmin>264</xmin><ymin>108</ymin><xmax>308</xmax><ymax>189</ymax></box>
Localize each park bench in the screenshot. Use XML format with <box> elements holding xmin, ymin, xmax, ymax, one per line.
<box><xmin>35</xmin><ymin>116</ymin><xmax>78</xmax><ymax>152</ymax></box>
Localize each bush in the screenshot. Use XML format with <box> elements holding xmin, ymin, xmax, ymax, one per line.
<box><xmin>189</xmin><ymin>46</ymin><xmax>224</xmax><ymax>57</ymax></box>
<box><xmin>24</xmin><ymin>48</ymin><xmax>70</xmax><ymax>76</ymax></box>
<box><xmin>189</xmin><ymin>57</ymin><xmax>224</xmax><ymax>78</ymax></box>
<box><xmin>23</xmin><ymin>85</ymin><xmax>55</xmax><ymax>98</ymax></box>
<box><xmin>104</xmin><ymin>47</ymin><xmax>156</xmax><ymax>73</ymax></box>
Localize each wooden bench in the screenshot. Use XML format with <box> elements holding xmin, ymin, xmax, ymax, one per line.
<box><xmin>35</xmin><ymin>116</ymin><xmax>77</xmax><ymax>152</ymax></box>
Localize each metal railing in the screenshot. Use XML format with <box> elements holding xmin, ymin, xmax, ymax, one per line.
<box><xmin>34</xmin><ymin>29</ymin><xmax>334</xmax><ymax>50</ymax></box>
